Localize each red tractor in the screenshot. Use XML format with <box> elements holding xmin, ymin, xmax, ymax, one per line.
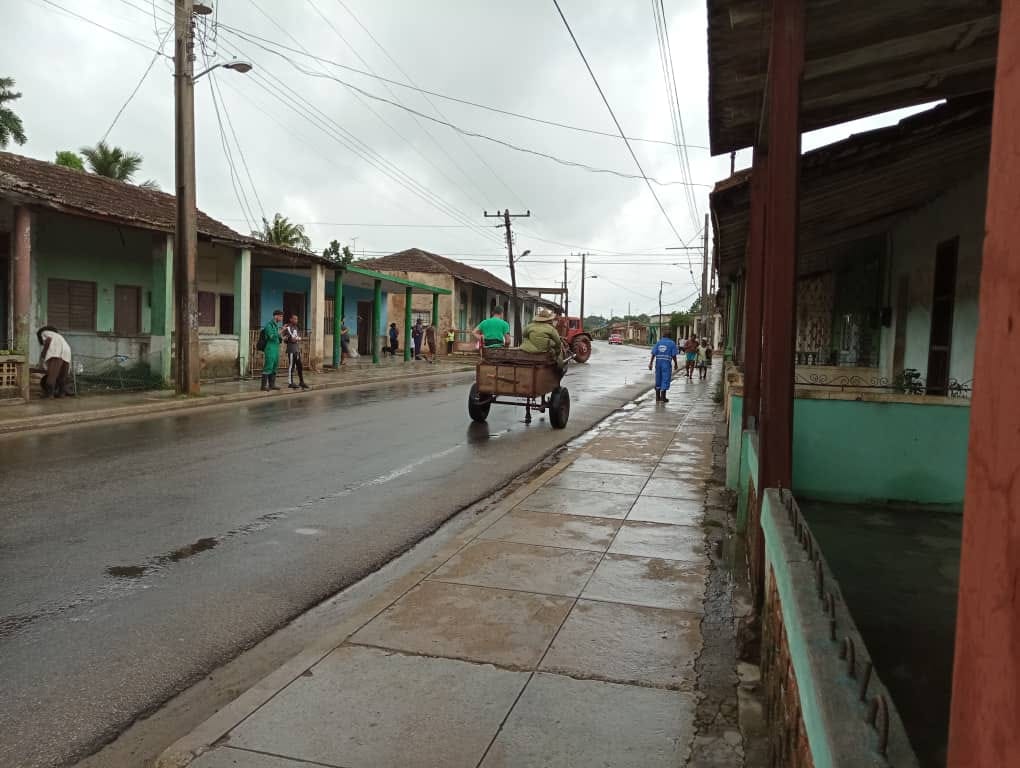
<box><xmin>556</xmin><ymin>316</ymin><xmax>593</xmax><ymax>363</ymax></box>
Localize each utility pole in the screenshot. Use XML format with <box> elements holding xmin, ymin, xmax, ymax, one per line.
<box><xmin>174</xmin><ymin>0</ymin><xmax>200</xmax><ymax>395</ymax></box>
<box><xmin>579</xmin><ymin>253</ymin><xmax>586</xmax><ymax>330</ymax></box>
<box><xmin>563</xmin><ymin>259</ymin><xmax>569</xmax><ymax>318</ymax></box>
<box><xmin>484</xmin><ymin>208</ymin><xmax>530</xmax><ymax>344</ymax></box>
<box><xmin>702</xmin><ymin>212</ymin><xmax>710</xmax><ymax>341</ymax></box>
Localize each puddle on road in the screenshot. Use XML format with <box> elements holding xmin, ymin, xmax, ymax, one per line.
<box><xmin>163</xmin><ymin>537</ymin><xmax>218</xmax><ymax>562</ymax></box>
<box><xmin>105</xmin><ymin>565</ymin><xmax>148</xmax><ymax>579</ymax></box>
<box><xmin>105</xmin><ymin>536</ymin><xmax>220</xmax><ymax>580</ymax></box>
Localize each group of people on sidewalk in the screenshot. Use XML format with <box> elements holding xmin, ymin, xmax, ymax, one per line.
<box><xmin>649</xmin><ymin>330</ymin><xmax>712</xmax><ymax>402</ymax></box>
<box><xmin>258</xmin><ymin>309</ymin><xmax>311</xmax><ymax>392</ymax></box>
<box><xmin>385</xmin><ymin>318</ymin><xmax>450</xmax><ymax>362</ymax></box>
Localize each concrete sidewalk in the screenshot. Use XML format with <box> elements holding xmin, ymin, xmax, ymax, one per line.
<box><xmin>0</xmin><ymin>358</ymin><xmax>473</xmax><ymax>435</ymax></box>
<box><xmin>158</xmin><ymin>374</ymin><xmax>751</xmax><ymax>768</ymax></box>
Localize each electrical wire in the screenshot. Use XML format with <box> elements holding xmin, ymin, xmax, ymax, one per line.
<box><xmin>550</xmin><ymin>0</ymin><xmax>690</xmax><ymax>249</ymax></box>
<box><xmin>210</xmin><ymin>72</ymin><xmax>267</xmax><ymax>222</ymax></box>
<box><xmin>218</xmin><ymin>26</ymin><xmax>708</xmax><ymax>189</ymax></box>
<box><xmin>35</xmin><ymin>0</ymin><xmax>169</xmax><ymax>54</ymax></box>
<box><xmin>100</xmin><ymin>24</ymin><xmax>172</xmax><ymax>143</ymax></box>
<box><xmin>204</xmin><ymin>56</ymin><xmax>258</xmax><ymax>229</ymax></box>
<box><xmin>213</xmin><ymin>22</ymin><xmax>708</xmax><ymax>151</ymax></box>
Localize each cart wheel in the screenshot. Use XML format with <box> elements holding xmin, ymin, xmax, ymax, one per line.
<box><xmin>468</xmin><ymin>383</ymin><xmax>491</xmax><ymax>423</ymax></box>
<box><xmin>549</xmin><ymin>386</ymin><xmax>570</xmax><ymax>429</ymax></box>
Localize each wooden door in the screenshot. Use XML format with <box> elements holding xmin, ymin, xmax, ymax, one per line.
<box><xmin>282</xmin><ymin>291</ymin><xmax>306</xmax><ymax>325</ymax></box>
<box><xmin>114</xmin><ymin>285</ymin><xmax>141</xmax><ymax>336</ymax></box>
<box><xmin>926</xmin><ymin>238</ymin><xmax>958</xmax><ymax>396</ymax></box>
<box><xmin>357</xmin><ymin>300</ymin><xmax>373</xmax><ymax>355</ymax></box>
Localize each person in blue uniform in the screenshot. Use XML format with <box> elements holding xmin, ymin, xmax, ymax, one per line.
<box><xmin>648</xmin><ymin>329</ymin><xmax>680</xmax><ymax>402</ymax></box>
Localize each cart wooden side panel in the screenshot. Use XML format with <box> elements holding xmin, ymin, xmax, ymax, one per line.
<box><xmin>477</xmin><ymin>363</ymin><xmax>559</xmax><ymax>397</ymax></box>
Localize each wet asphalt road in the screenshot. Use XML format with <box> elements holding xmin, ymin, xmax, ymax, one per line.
<box><xmin>0</xmin><ymin>343</ymin><xmax>652</xmax><ymax>767</ymax></box>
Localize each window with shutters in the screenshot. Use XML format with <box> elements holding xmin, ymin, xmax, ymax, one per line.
<box><xmin>198</xmin><ymin>290</ymin><xmax>216</xmax><ymax>327</ymax></box>
<box><xmin>48</xmin><ymin>278</ymin><xmax>96</xmax><ymax>331</ymax></box>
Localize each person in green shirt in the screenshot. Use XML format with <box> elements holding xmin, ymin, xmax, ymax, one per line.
<box><xmin>261</xmin><ymin>309</ymin><xmax>284</xmax><ymax>391</ymax></box>
<box><xmin>520</xmin><ymin>306</ymin><xmax>566</xmax><ymax>372</ymax></box>
<box><xmin>474</xmin><ymin>306</ymin><xmax>511</xmax><ymax>349</ymax></box>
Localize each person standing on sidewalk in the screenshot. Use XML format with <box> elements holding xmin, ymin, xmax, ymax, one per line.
<box><xmin>283</xmin><ymin>315</ymin><xmax>310</xmax><ymax>390</ymax></box>
<box><xmin>445</xmin><ymin>328</ymin><xmax>456</xmax><ymax>354</ymax></box>
<box><xmin>412</xmin><ymin>318</ymin><xmax>424</xmax><ymax>360</ymax></box>
<box><xmin>424</xmin><ymin>323</ymin><xmax>437</xmax><ymax>363</ymax></box>
<box><xmin>649</xmin><ymin>329</ymin><xmax>679</xmax><ymax>402</ymax></box>
<box><xmin>261</xmin><ymin>310</ymin><xmax>284</xmax><ymax>391</ymax></box>
<box><xmin>339</xmin><ymin>321</ymin><xmax>351</xmax><ymax>365</ymax></box>
<box><xmin>387</xmin><ymin>323</ymin><xmax>399</xmax><ymax>356</ymax></box>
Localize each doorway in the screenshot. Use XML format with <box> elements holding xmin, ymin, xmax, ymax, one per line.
<box><xmin>282</xmin><ymin>291</ymin><xmax>307</xmax><ymax>326</ymax></box>
<box><xmin>926</xmin><ymin>237</ymin><xmax>958</xmax><ymax>396</ymax></box>
<box><xmin>357</xmin><ymin>300</ymin><xmax>373</xmax><ymax>355</ymax></box>
<box><xmin>114</xmin><ymin>285</ymin><xmax>141</xmax><ymax>336</ymax></box>
<box><xmin>219</xmin><ymin>294</ymin><xmax>235</xmax><ymax>334</ymax></box>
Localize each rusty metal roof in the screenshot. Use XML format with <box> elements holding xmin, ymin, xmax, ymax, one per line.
<box><xmin>711</xmin><ymin>97</ymin><xmax>992</xmax><ymax>277</ymax></box>
<box><xmin>707</xmin><ymin>0</ymin><xmax>999</xmax><ymax>154</ymax></box>
<box><xmin>360</xmin><ymin>248</ymin><xmax>513</xmax><ymax>294</ymax></box>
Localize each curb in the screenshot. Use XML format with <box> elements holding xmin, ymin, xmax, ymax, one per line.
<box><xmin>153</xmin><ymin>448</ymin><xmax>580</xmax><ymax>768</ymax></box>
<box><xmin>0</xmin><ymin>366</ymin><xmax>475</xmax><ymax>437</ymax></box>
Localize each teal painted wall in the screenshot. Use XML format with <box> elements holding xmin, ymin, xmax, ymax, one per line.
<box><xmin>792</xmin><ymin>398</ymin><xmax>969</xmax><ymax>504</ymax></box>
<box><xmin>726</xmin><ymin>394</ymin><xmax>743</xmax><ymax>490</ymax></box>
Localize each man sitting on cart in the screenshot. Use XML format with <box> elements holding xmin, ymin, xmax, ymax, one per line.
<box><xmin>520</xmin><ymin>306</ymin><xmax>566</xmax><ymax>374</ymax></box>
<box><xmin>474</xmin><ymin>306</ymin><xmax>511</xmax><ymax>349</ymax></box>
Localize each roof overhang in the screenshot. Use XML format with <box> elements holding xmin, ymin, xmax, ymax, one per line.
<box><xmin>707</xmin><ymin>0</ymin><xmax>1000</xmax><ymax>155</ymax></box>
<box><xmin>711</xmin><ymin>98</ymin><xmax>992</xmax><ymax>278</ymax></box>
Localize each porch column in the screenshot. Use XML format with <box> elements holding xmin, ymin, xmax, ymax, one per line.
<box><xmin>12</xmin><ymin>206</ymin><xmax>31</xmax><ymax>400</ymax></box>
<box><xmin>233</xmin><ymin>248</ymin><xmax>251</xmax><ymax>377</ymax></box>
<box><xmin>431</xmin><ymin>292</ymin><xmax>440</xmax><ymax>330</ymax></box>
<box><xmin>333</xmin><ymin>268</ymin><xmax>343</xmax><ymax>367</ymax></box>
<box><xmin>757</xmin><ymin>0</ymin><xmax>803</xmax><ymax>490</ymax></box>
<box><xmin>724</xmin><ymin>282</ymin><xmax>737</xmax><ymax>361</ymax></box>
<box><xmin>947</xmin><ymin>5</ymin><xmax>1020</xmax><ymax>765</ymax></box>
<box><xmin>403</xmin><ymin>287</ymin><xmax>413</xmax><ymax>362</ymax></box>
<box><xmin>372</xmin><ymin>278</ymin><xmax>381</xmax><ymax>364</ymax></box>
<box><xmin>151</xmin><ymin>233</ymin><xmax>174</xmax><ymax>384</ymax></box>
<box><xmin>742</xmin><ymin>151</ymin><xmax>768</xmax><ymax>429</ymax></box>
<box><xmin>308</xmin><ymin>263</ymin><xmax>326</xmax><ymax>371</ymax></box>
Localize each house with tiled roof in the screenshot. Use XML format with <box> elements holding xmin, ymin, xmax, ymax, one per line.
<box><xmin>361</xmin><ymin>248</ymin><xmax>549</xmax><ymax>351</ymax></box>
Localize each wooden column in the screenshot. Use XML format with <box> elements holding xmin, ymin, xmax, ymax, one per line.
<box><xmin>12</xmin><ymin>206</ymin><xmax>31</xmax><ymax>401</ymax></box>
<box><xmin>743</xmin><ymin>150</ymin><xmax>768</xmax><ymax>430</ymax></box>
<box><xmin>757</xmin><ymin>0</ymin><xmax>803</xmax><ymax>491</ymax></box>
<box><xmin>947</xmin><ymin>5</ymin><xmax>1020</xmax><ymax>765</ymax></box>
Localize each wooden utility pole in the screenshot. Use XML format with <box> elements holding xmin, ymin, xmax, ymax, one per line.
<box><xmin>579</xmin><ymin>253</ymin><xmax>586</xmax><ymax>329</ymax></box>
<box><xmin>484</xmin><ymin>209</ymin><xmax>529</xmax><ymax>344</ymax></box>
<box><xmin>174</xmin><ymin>0</ymin><xmax>200</xmax><ymax>395</ymax></box>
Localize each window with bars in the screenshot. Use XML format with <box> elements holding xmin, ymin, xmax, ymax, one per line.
<box><xmin>47</xmin><ymin>278</ymin><xmax>96</xmax><ymax>331</ymax></box>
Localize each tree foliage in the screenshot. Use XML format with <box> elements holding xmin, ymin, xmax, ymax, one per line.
<box><xmin>80</xmin><ymin>140</ymin><xmax>144</xmax><ymax>182</ymax></box>
<box><xmin>55</xmin><ymin>150</ymin><xmax>85</xmax><ymax>171</ymax></box>
<box><xmin>253</xmin><ymin>213</ymin><xmax>312</xmax><ymax>251</ymax></box>
<box><xmin>0</xmin><ymin>76</ymin><xmax>27</xmax><ymax>149</ymax></box>
<box><xmin>322</xmin><ymin>239</ymin><xmax>354</xmax><ymax>265</ymax></box>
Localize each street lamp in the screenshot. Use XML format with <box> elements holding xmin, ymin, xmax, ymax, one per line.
<box><xmin>174</xmin><ymin>0</ymin><xmax>252</xmax><ymax>395</ymax></box>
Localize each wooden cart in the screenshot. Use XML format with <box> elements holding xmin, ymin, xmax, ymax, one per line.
<box><xmin>468</xmin><ymin>347</ymin><xmax>570</xmax><ymax>428</ymax></box>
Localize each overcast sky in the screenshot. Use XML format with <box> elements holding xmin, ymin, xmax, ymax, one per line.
<box><xmin>7</xmin><ymin>0</ymin><xmax>932</xmax><ymax>318</ymax></box>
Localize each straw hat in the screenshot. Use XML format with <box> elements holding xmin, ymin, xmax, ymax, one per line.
<box><xmin>534</xmin><ymin>306</ymin><xmax>557</xmax><ymax>322</ymax></box>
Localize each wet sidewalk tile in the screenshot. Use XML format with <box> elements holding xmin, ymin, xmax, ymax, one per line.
<box><xmin>479</xmin><ymin>673</ymin><xmax>696</xmax><ymax>768</ymax></box>
<box><xmin>351</xmin><ymin>580</ymin><xmax>572</xmax><ymax>668</ymax></box>
<box><xmin>609</xmin><ymin>521</ymin><xmax>707</xmax><ymax>564</ymax></box>
<box><xmin>568</xmin><ymin>456</ymin><xmax>655</xmax><ymax>477</ymax></box>
<box><xmin>479</xmin><ymin>509</ymin><xmax>621</xmax><ymax>552</ymax></box>
<box><xmin>581</xmin><ymin>553</ymin><xmax>707</xmax><ymax>612</ymax></box>
<box><xmin>547</xmin><ymin>469</ymin><xmax>648</xmax><ymax>495</ymax></box>
<box><xmin>514</xmin><ymin>486</ymin><xmax>636</xmax><ymax>519</ymax></box>
<box><xmin>429</xmin><ymin>539</ymin><xmax>602</xmax><ymax>597</ymax></box>
<box><xmin>539</xmin><ymin>600</ymin><xmax>701</xmax><ymax>689</ymax></box>
<box><xmin>627</xmin><ymin>496</ymin><xmax>704</xmax><ymax>526</ymax></box>
<box><xmin>227</xmin><ymin>645</ymin><xmax>527</xmax><ymax>768</ymax></box>
<box><xmin>641</xmin><ymin>478</ymin><xmax>704</xmax><ymax>500</ymax></box>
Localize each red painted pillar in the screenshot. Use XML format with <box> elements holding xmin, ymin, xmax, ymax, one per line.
<box><xmin>742</xmin><ymin>149</ymin><xmax>768</xmax><ymax>430</ymax></box>
<box><xmin>13</xmin><ymin>206</ymin><xmax>32</xmax><ymax>401</ymax></box>
<box><xmin>757</xmin><ymin>0</ymin><xmax>803</xmax><ymax>492</ymax></box>
<box><xmin>947</xmin><ymin>6</ymin><xmax>1020</xmax><ymax>765</ymax></box>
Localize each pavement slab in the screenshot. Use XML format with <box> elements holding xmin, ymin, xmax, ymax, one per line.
<box><xmin>627</xmin><ymin>496</ymin><xmax>705</xmax><ymax>526</ymax></box>
<box><xmin>227</xmin><ymin>645</ymin><xmax>528</xmax><ymax>768</ymax></box>
<box><xmin>513</xmin><ymin>486</ymin><xmax>636</xmax><ymax>519</ymax></box>
<box><xmin>609</xmin><ymin>521</ymin><xmax>707</xmax><ymax>564</ymax></box>
<box><xmin>567</xmin><ymin>456</ymin><xmax>656</xmax><ymax>477</ymax></box>
<box><xmin>350</xmin><ymin>580</ymin><xmax>573</xmax><ymax>667</ymax></box>
<box><xmin>539</xmin><ymin>599</ymin><xmax>702</xmax><ymax>690</ymax></box>
<box><xmin>641</xmin><ymin>477</ymin><xmax>706</xmax><ymax>499</ymax></box>
<box><xmin>191</xmin><ymin>747</ymin><xmax>331</xmax><ymax>767</ymax></box>
<box><xmin>581</xmin><ymin>553</ymin><xmax>707</xmax><ymax>612</ymax></box>
<box><xmin>547</xmin><ymin>469</ymin><xmax>649</xmax><ymax>495</ymax></box>
<box><xmin>478</xmin><ymin>672</ymin><xmax>696</xmax><ymax>768</ymax></box>
<box><xmin>478</xmin><ymin>510</ymin><xmax>621</xmax><ymax>552</ymax></box>
<box><xmin>428</xmin><ymin>539</ymin><xmax>603</xmax><ymax>597</ymax></box>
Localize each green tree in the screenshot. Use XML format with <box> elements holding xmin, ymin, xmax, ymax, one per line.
<box><xmin>0</xmin><ymin>77</ymin><xmax>27</xmax><ymax>149</ymax></box>
<box><xmin>254</xmin><ymin>213</ymin><xmax>312</xmax><ymax>250</ymax></box>
<box><xmin>322</xmin><ymin>239</ymin><xmax>354</xmax><ymax>265</ymax></box>
<box><xmin>55</xmin><ymin>150</ymin><xmax>84</xmax><ymax>171</ymax></box>
<box><xmin>80</xmin><ymin>140</ymin><xmax>143</xmax><ymax>182</ymax></box>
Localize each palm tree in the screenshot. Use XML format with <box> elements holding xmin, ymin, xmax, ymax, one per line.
<box><xmin>0</xmin><ymin>76</ymin><xmax>27</xmax><ymax>149</ymax></box>
<box><xmin>253</xmin><ymin>213</ymin><xmax>312</xmax><ymax>250</ymax></box>
<box><xmin>80</xmin><ymin>141</ymin><xmax>143</xmax><ymax>182</ymax></box>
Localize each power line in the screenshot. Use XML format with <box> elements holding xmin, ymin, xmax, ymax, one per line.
<box><xmin>210</xmin><ymin>71</ymin><xmax>266</xmax><ymax>222</ymax></box>
<box><xmin>213</xmin><ymin>22</ymin><xmax>708</xmax><ymax>151</ymax></box>
<box><xmin>35</xmin><ymin>0</ymin><xmax>169</xmax><ymax>54</ymax></box>
<box><xmin>101</xmin><ymin>23</ymin><xmax>172</xmax><ymax>142</ymax></box>
<box><xmin>204</xmin><ymin>55</ymin><xmax>258</xmax><ymax>230</ymax></box>
<box><xmin>551</xmin><ymin>0</ymin><xmax>689</xmax><ymax>247</ymax></box>
<box><xmin>218</xmin><ymin>27</ymin><xmax>709</xmax><ymax>190</ymax></box>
